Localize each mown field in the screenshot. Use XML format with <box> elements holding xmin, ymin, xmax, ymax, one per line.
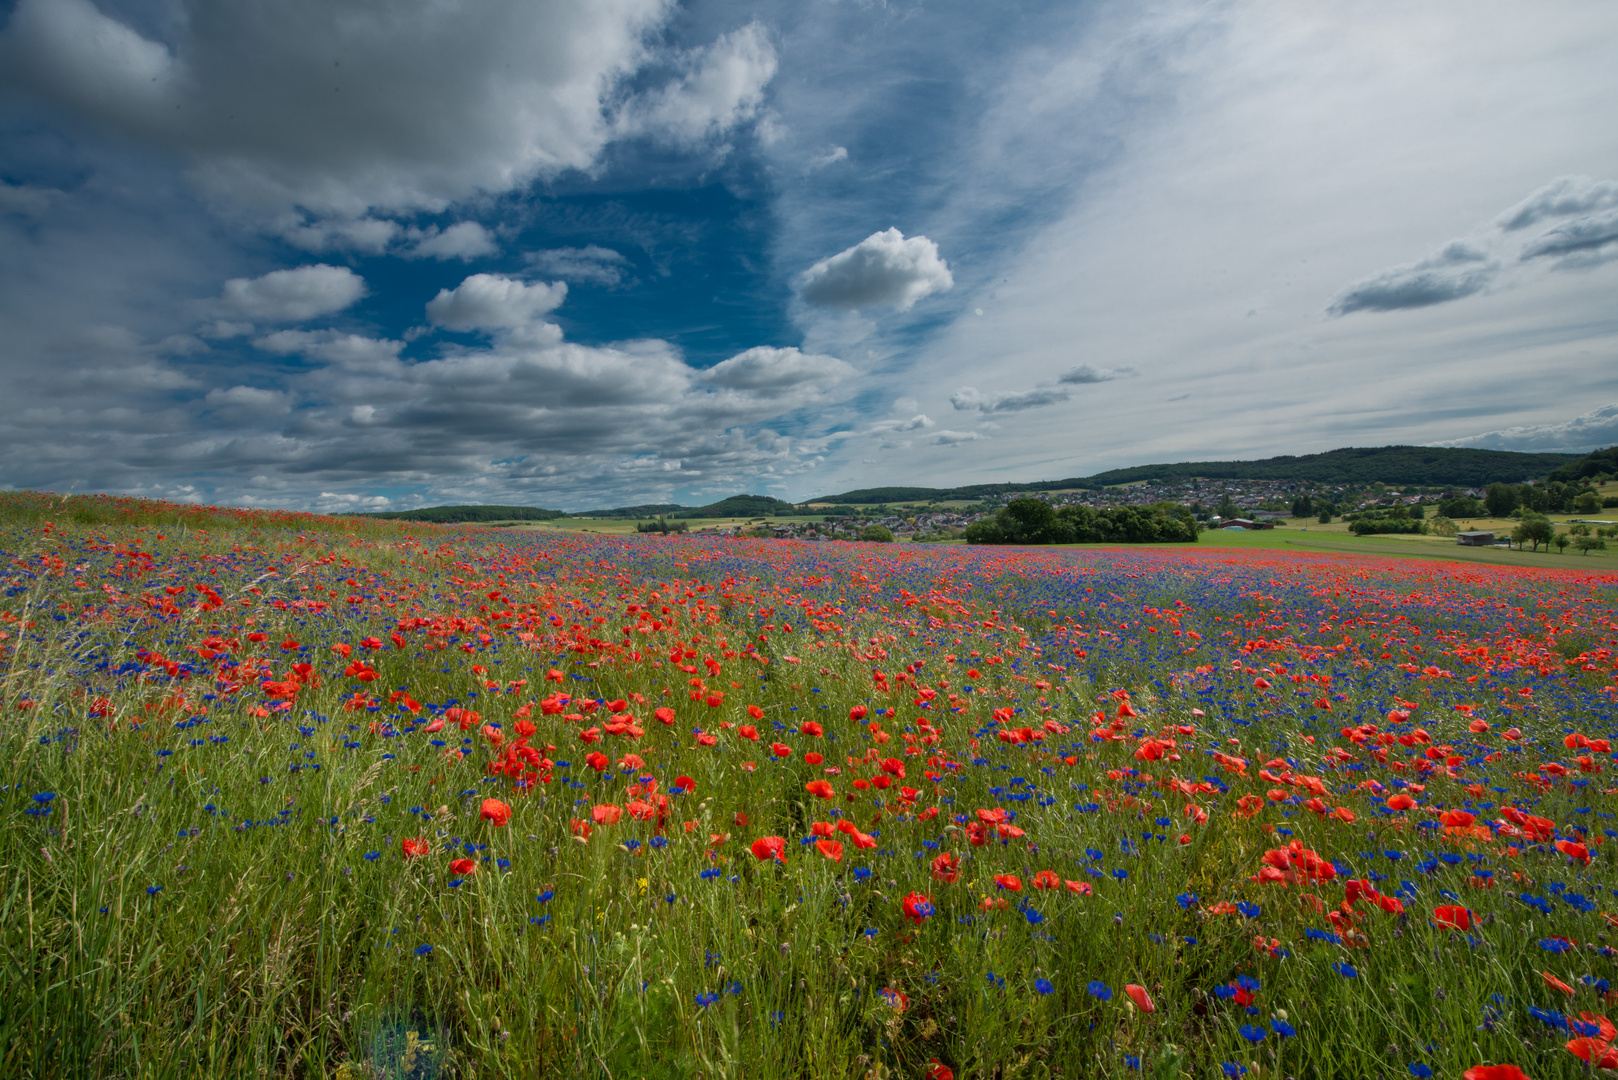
<box><xmin>3</xmin><ymin>490</ymin><xmax>1617</xmax><ymax>1080</ymax></box>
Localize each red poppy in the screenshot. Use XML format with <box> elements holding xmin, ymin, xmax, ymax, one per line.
<box><xmin>1566</xmin><ymin>1039</ymin><xmax>1618</xmax><ymax>1069</ymax></box>
<box><xmin>1124</xmin><ymin>984</ymin><xmax>1155</xmax><ymax>1013</ymax></box>
<box><xmin>673</xmin><ymin>775</ymin><xmax>695</xmax><ymax>793</ymax></box>
<box><xmin>925</xmin><ymin>1060</ymin><xmax>954</xmax><ymax>1080</ymax></box>
<box><xmin>585</xmin><ymin>751</ymin><xmax>610</xmax><ymax>772</ymax></box>
<box><xmin>592</xmin><ymin>804</ymin><xmax>622</xmax><ymax>825</ymax></box>
<box><xmin>1542</xmin><ymin>971</ymin><xmax>1576</xmax><ymax>996</ymax></box>
<box><xmin>805</xmin><ymin>752</ymin><xmax>824</xmax><ymax>765</ymax></box>
<box><xmin>480</xmin><ymin>798</ymin><xmax>511</xmax><ymax>827</ymax></box>
<box><xmin>805</xmin><ymin>780</ymin><xmax>835</xmax><ymax>799</ymax></box>
<box><xmin>1432</xmin><ymin>905</ymin><xmax>1472</xmax><ymax>931</ymax></box>
<box><xmin>994</xmin><ymin>874</ymin><xmax>1022</xmax><ymax>892</ymax></box>
<box><xmin>1556</xmin><ymin>839</ymin><xmax>1593</xmax><ymax>867</ymax></box>
<box><xmin>738</xmin><ymin>724</ymin><xmax>759</xmax><ymax>741</ymax></box>
<box><xmin>931</xmin><ymin>852</ymin><xmax>961</xmax><ymax>883</ymax></box>
<box><xmin>751</xmin><ymin>836</ymin><xmax>788</xmax><ymax>863</ymax></box>
<box><xmin>1065</xmin><ymin>880</ymin><xmax>1092</xmax><ymax>895</ymax></box>
<box><xmin>801</xmin><ymin>721</ymin><xmax>824</xmax><ymax>737</ymax></box>
<box><xmin>901</xmin><ymin>891</ymin><xmax>935</xmax><ymax>925</ymax></box>
<box><xmin>748</xmin><ymin>704</ymin><xmax>764</xmax><ymax>719</ymax></box>
<box><xmin>1031</xmin><ymin>870</ymin><xmax>1061</xmax><ymax>890</ymax></box>
<box><xmin>449</xmin><ymin>858</ymin><xmax>476</xmax><ymax>876</ymax></box>
<box><xmin>1386</xmin><ymin>793</ymin><xmax>1416</xmax><ymax>811</ymax></box>
<box><xmin>1440</xmin><ymin>810</ymin><xmax>1476</xmax><ymax>828</ymax></box>
<box><xmin>771</xmin><ymin>741</ymin><xmax>792</xmax><ymax>758</ymax></box>
<box><xmin>654</xmin><ymin>706</ymin><xmax>676</xmax><ymax>725</ymax></box>
<box><xmin>1462</xmin><ymin>1067</ymin><xmax>1531</xmax><ymax>1080</ymax></box>
<box><xmin>1580</xmin><ymin>1013</ymin><xmax>1618</xmax><ymax>1042</ymax></box>
<box><xmin>402</xmin><ymin>837</ymin><xmax>431</xmax><ymax>859</ymax></box>
<box><xmin>815</xmin><ymin>839</ymin><xmax>843</xmax><ymax>862</ymax></box>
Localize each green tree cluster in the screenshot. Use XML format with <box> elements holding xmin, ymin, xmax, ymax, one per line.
<box><xmin>965</xmin><ymin>498</ymin><xmax>1198</xmax><ymax>545</ymax></box>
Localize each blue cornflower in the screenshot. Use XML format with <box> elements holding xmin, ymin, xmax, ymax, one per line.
<box><xmin>1239</xmin><ymin>1023</ymin><xmax>1266</xmax><ymax>1043</ymax></box>
<box><xmin>1087</xmin><ymin>980</ymin><xmax>1112</xmax><ymax>1000</ymax></box>
<box><xmin>1123</xmin><ymin>1055</ymin><xmax>1141</xmax><ymax>1072</ymax></box>
<box><xmin>650</xmin><ymin>836</ymin><xmax>668</xmax><ymax>849</ymax></box>
<box><xmin>146</xmin><ymin>885</ymin><xmax>162</xmax><ymax>896</ymax></box>
<box><xmin>536</xmin><ymin>888</ymin><xmax>554</xmax><ymax>902</ymax></box>
<box><xmin>1271</xmin><ymin>1018</ymin><xmax>1296</xmax><ymax>1038</ymax></box>
<box><xmin>1236</xmin><ymin>975</ymin><xmax>1261</xmax><ymax>990</ymax></box>
<box><xmin>1333</xmin><ymin>961</ymin><xmax>1358</xmax><ymax>979</ymax></box>
<box><xmin>32</xmin><ymin>792</ymin><xmax>55</xmax><ymax>803</ymax></box>
<box><xmin>1023</xmin><ymin>906</ymin><xmax>1044</xmax><ymax>925</ymax></box>
<box><xmin>364</xmin><ymin>851</ymin><xmax>380</xmax><ymax>861</ymax></box>
<box><xmin>414</xmin><ymin>944</ymin><xmax>434</xmax><ymax>956</ymax></box>
<box><xmin>1407</xmin><ymin>1065</ymin><xmax>1433</xmax><ymax>1079</ymax></box>
<box><xmin>1034</xmin><ymin>978</ymin><xmax>1054</xmax><ymax>995</ymax></box>
<box><xmin>1175</xmin><ymin>892</ymin><xmax>1198</xmax><ymax>909</ymax></box>
<box><xmin>695</xmin><ymin>992</ymin><xmax>719</xmax><ymax>1008</ymax></box>
<box><xmin>1221</xmin><ymin>1063</ymin><xmax>1247</xmax><ymax>1077</ymax></box>
<box><xmin>1236</xmin><ymin>901</ymin><xmax>1261</xmax><ymax>918</ymax></box>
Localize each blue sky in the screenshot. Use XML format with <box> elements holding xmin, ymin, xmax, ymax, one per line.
<box><xmin>2</xmin><ymin>0</ymin><xmax>1616</xmax><ymax>512</ymax></box>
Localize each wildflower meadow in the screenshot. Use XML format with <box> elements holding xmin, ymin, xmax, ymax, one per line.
<box><xmin>4</xmin><ymin>490</ymin><xmax>1618</xmax><ymax>1080</ymax></box>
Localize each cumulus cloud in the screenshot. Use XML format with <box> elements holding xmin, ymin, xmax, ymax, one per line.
<box><xmin>617</xmin><ymin>22</ymin><xmax>778</xmax><ymax>145</ymax></box>
<box><xmin>0</xmin><ymin>0</ymin><xmax>774</xmax><ymax>215</ymax></box>
<box><xmin>277</xmin><ymin>216</ymin><xmax>401</xmax><ymax>255</ymax></box>
<box><xmin>254</xmin><ymin>330</ymin><xmax>404</xmax><ymax>369</ymax></box>
<box><xmin>868</xmin><ymin>414</ymin><xmax>934</xmax><ymax>434</ymax></box>
<box><xmin>205</xmin><ymin>385</ymin><xmax>292</xmax><ymax>413</ymax></box>
<box><xmin>219</xmin><ymin>265</ymin><xmax>366</xmax><ymax>322</ymax></box>
<box><xmin>1431</xmin><ymin>402</ymin><xmax>1618</xmax><ymax>454</ymax></box>
<box><xmin>798</xmin><ymin>228</ymin><xmax>953</xmax><ymax>311</ymax></box>
<box><xmin>701</xmin><ymin>346</ymin><xmax>855</xmax><ymax>396</ymax></box>
<box><xmin>425</xmin><ymin>275</ymin><xmax>566</xmax><ymax>331</ymax></box>
<box><xmin>524</xmin><ymin>246</ymin><xmax>630</xmax><ymax>286</ymax></box>
<box><xmin>404</xmin><ymin>222</ymin><xmax>498</xmax><ymax>261</ymax></box>
<box><xmin>950</xmin><ymin>386</ymin><xmax>1070</xmax><ymax>412</ymax></box>
<box><xmin>1328</xmin><ymin>240</ymin><xmax>1497</xmax><ymax>315</ymax></box>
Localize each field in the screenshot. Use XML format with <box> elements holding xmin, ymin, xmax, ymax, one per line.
<box><xmin>4</xmin><ymin>491</ymin><xmax>1618</xmax><ymax>1079</ymax></box>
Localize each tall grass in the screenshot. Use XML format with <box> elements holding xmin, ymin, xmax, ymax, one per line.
<box><xmin>1</xmin><ymin>495</ymin><xmax>1614</xmax><ymax>1078</ymax></box>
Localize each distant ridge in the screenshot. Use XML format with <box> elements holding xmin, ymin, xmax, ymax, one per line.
<box><xmin>811</xmin><ymin>445</ymin><xmax>1581</xmax><ymax>503</ymax></box>
<box><xmin>355</xmin><ymin>504</ymin><xmax>566</xmax><ymax>524</ymax></box>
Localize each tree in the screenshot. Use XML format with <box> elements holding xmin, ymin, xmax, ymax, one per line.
<box><xmin>1575</xmin><ymin>490</ymin><xmax>1601</xmax><ymax>514</ymax></box>
<box><xmin>1291</xmin><ymin>495</ymin><xmax>1314</xmax><ymax>518</ymax></box>
<box><xmin>1428</xmin><ymin>516</ymin><xmax>1458</xmax><ymax>538</ymax></box>
<box><xmin>1216</xmin><ymin>494</ymin><xmax>1238</xmax><ymax>520</ymax></box>
<box><xmin>1484</xmin><ymin>483</ymin><xmax>1518</xmax><ymax>517</ymax></box>
<box><xmin>1512</xmin><ymin>514</ymin><xmax>1554</xmax><ymax>552</ymax></box>
<box><xmin>1317</xmin><ymin>505</ymin><xmax>1334</xmax><ymax>524</ymax></box>
<box><xmin>1439</xmin><ymin>495</ymin><xmax>1484</xmax><ymax>518</ymax></box>
<box><xmin>859</xmin><ymin>524</ymin><xmax>894</xmax><ymax>543</ymax></box>
<box><xmin>1553</xmin><ymin>532</ymin><xmax>1571</xmax><ymax>554</ymax></box>
<box><xmin>999</xmin><ymin>498</ymin><xmax>1062</xmax><ymax>544</ymax></box>
<box><xmin>1575</xmin><ymin>536</ymin><xmax>1607</xmax><ymax>555</ymax></box>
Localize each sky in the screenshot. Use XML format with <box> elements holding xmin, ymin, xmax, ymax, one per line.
<box><xmin>1</xmin><ymin>0</ymin><xmax>1616</xmax><ymax>513</ymax></box>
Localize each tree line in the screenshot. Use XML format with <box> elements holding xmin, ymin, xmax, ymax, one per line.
<box><xmin>965</xmin><ymin>499</ymin><xmax>1199</xmax><ymax>545</ymax></box>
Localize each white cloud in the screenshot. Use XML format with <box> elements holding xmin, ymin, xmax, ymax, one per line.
<box><xmin>933</xmin><ymin>430</ymin><xmax>987</xmax><ymax>445</ymax></box>
<box><xmin>1328</xmin><ymin>240</ymin><xmax>1498</xmax><ymax>315</ymax></box>
<box><xmin>1431</xmin><ymin>402</ymin><xmax>1618</xmax><ymax>454</ymax></box>
<box><xmin>277</xmin><ymin>216</ymin><xmax>401</xmax><ymax>255</ymax></box>
<box><xmin>950</xmin><ymin>386</ymin><xmax>1070</xmax><ymax>413</ymax></box>
<box><xmin>868</xmin><ymin>414</ymin><xmax>934</xmax><ymax>434</ymax></box>
<box><xmin>524</xmin><ymin>246</ymin><xmax>629</xmax><ymax>286</ymax></box>
<box><xmin>702</xmin><ymin>346</ymin><xmax>855</xmax><ymax>396</ymax></box>
<box><xmin>1497</xmin><ymin>176</ymin><xmax>1618</xmax><ymax>231</ymax></box>
<box><xmin>617</xmin><ymin>22</ymin><xmax>778</xmax><ymax>145</ymax></box>
<box><xmin>0</xmin><ymin>0</ymin><xmax>775</xmax><ymax>215</ymax></box>
<box><xmin>798</xmin><ymin>228</ymin><xmax>954</xmax><ymax>311</ymax></box>
<box><xmin>205</xmin><ymin>385</ymin><xmax>292</xmax><ymax>413</ymax></box>
<box><xmin>1058</xmin><ymin>363</ymin><xmax>1134</xmax><ymax>384</ymax></box>
<box><xmin>219</xmin><ymin>265</ymin><xmax>366</xmax><ymax>322</ymax></box>
<box><xmin>405</xmin><ymin>222</ymin><xmax>497</xmax><ymax>261</ymax></box>
<box><xmin>807</xmin><ymin>146</ymin><xmax>849</xmax><ymax>171</ymax></box>
<box><xmin>254</xmin><ymin>330</ymin><xmax>403</xmax><ymax>369</ymax></box>
<box><xmin>425</xmin><ymin>274</ymin><xmax>566</xmax><ymax>331</ymax></box>
<box><xmin>0</xmin><ymin>182</ymin><xmax>63</xmax><ymax>216</ymax></box>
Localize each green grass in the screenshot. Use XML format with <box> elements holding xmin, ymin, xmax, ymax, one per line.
<box><xmin>2</xmin><ymin>499</ymin><xmax>1615</xmax><ymax>1078</ymax></box>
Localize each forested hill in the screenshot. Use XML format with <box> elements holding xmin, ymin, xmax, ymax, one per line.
<box><xmin>813</xmin><ymin>445</ymin><xmax>1581</xmax><ymax>503</ymax></box>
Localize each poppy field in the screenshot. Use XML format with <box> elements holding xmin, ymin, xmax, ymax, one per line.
<box><xmin>4</xmin><ymin>492</ymin><xmax>1618</xmax><ymax>1080</ymax></box>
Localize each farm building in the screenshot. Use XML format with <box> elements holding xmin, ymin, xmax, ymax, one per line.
<box><xmin>1456</xmin><ymin>531</ymin><xmax>1495</xmax><ymax>546</ymax></box>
